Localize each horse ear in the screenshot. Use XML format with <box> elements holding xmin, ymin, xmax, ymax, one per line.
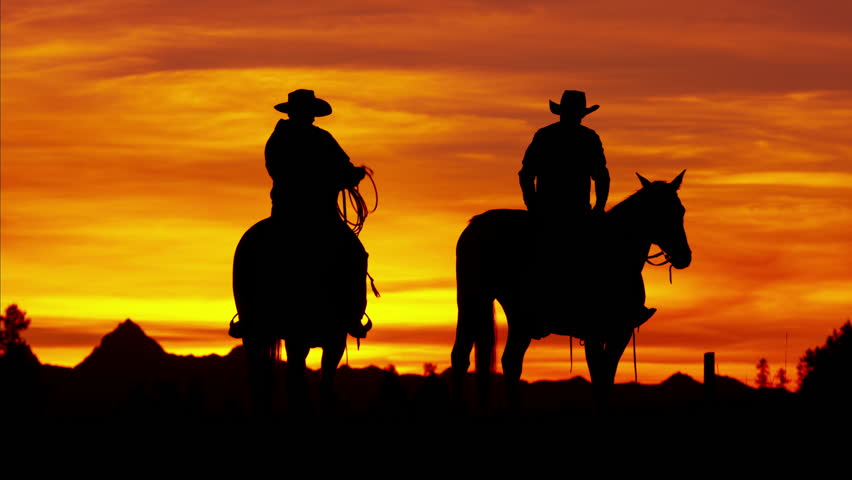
<box><xmin>636</xmin><ymin>173</ymin><xmax>652</xmax><ymax>188</ymax></box>
<box><xmin>670</xmin><ymin>169</ymin><xmax>686</xmax><ymax>190</ymax></box>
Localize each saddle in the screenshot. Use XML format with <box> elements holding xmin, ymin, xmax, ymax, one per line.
<box><xmin>230</xmin><ymin>217</ymin><xmax>373</xmax><ymax>345</ymax></box>
<box><xmin>524</xmin><ymin>212</ymin><xmax>643</xmax><ymax>341</ymax></box>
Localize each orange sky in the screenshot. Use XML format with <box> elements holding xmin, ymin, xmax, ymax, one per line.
<box><xmin>2</xmin><ymin>0</ymin><xmax>851</xmax><ymax>386</ymax></box>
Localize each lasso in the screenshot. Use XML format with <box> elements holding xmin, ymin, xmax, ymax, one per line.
<box><xmin>338</xmin><ymin>167</ymin><xmax>378</xmax><ymax>236</ymax></box>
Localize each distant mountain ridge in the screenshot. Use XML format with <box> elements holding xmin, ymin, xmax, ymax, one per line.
<box><xmin>75</xmin><ymin>319</ymin><xmax>167</xmax><ymax>376</ymax></box>
<box><xmin>4</xmin><ymin>318</ymin><xmax>792</xmax><ymax>419</ymax></box>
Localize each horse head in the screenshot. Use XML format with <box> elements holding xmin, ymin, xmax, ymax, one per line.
<box><xmin>636</xmin><ymin>170</ymin><xmax>692</xmax><ymax>270</ymax></box>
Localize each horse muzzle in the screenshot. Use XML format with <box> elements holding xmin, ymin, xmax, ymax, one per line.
<box><xmin>670</xmin><ymin>249</ymin><xmax>692</xmax><ymax>269</ymax></box>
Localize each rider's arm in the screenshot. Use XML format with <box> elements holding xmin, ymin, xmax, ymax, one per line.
<box><xmin>589</xmin><ymin>131</ymin><xmax>609</xmax><ymax>213</ymax></box>
<box><xmin>327</xmin><ymin>130</ymin><xmax>366</xmax><ymax>190</ymax></box>
<box><xmin>519</xmin><ymin>168</ymin><xmax>537</xmax><ymax>211</ymax></box>
<box><xmin>264</xmin><ymin>120</ymin><xmax>285</xmax><ymax>180</ymax></box>
<box><xmin>519</xmin><ymin>133</ymin><xmax>540</xmax><ymax>211</ymax></box>
<box><xmin>592</xmin><ymin>167</ymin><xmax>610</xmax><ymax>213</ymax></box>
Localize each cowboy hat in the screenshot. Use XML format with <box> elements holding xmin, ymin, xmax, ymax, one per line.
<box><xmin>549</xmin><ymin>90</ymin><xmax>599</xmax><ymax>117</ymax></box>
<box><xmin>274</xmin><ymin>89</ymin><xmax>332</xmax><ymax>117</ymax></box>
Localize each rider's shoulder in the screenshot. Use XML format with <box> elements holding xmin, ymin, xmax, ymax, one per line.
<box><xmin>537</xmin><ymin>122</ymin><xmax>562</xmax><ymax>134</ymax></box>
<box><xmin>302</xmin><ymin>123</ymin><xmax>335</xmax><ymax>140</ymax></box>
<box><xmin>273</xmin><ymin>120</ymin><xmax>329</xmax><ymax>134</ymax></box>
<box><xmin>532</xmin><ymin>122</ymin><xmax>562</xmax><ymax>139</ymax></box>
<box><xmin>577</xmin><ymin>124</ymin><xmax>602</xmax><ymax>142</ymax></box>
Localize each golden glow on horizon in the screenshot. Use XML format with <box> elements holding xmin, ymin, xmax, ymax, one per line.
<box><xmin>3</xmin><ymin>0</ymin><xmax>851</xmax><ymax>386</ymax></box>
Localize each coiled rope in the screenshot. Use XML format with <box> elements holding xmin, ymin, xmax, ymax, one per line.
<box><xmin>339</xmin><ymin>167</ymin><xmax>379</xmax><ymax>358</ymax></box>
<box><xmin>338</xmin><ymin>167</ymin><xmax>378</xmax><ymax>236</ymax></box>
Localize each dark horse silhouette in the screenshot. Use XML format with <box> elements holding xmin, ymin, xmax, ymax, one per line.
<box><xmin>232</xmin><ymin>217</ymin><xmax>371</xmax><ymax>414</ymax></box>
<box><xmin>451</xmin><ymin>171</ymin><xmax>692</xmax><ymax>411</ymax></box>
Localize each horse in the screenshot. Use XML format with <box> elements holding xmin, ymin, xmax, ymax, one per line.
<box><xmin>232</xmin><ymin>216</ymin><xmax>372</xmax><ymax>415</ymax></box>
<box><xmin>450</xmin><ymin>171</ymin><xmax>692</xmax><ymax>412</ymax></box>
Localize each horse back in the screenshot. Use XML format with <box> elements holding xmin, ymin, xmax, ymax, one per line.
<box><xmin>233</xmin><ymin>217</ymin><xmax>367</xmax><ymax>344</ymax></box>
<box><xmin>456</xmin><ymin>209</ymin><xmax>531</xmax><ymax>295</ymax></box>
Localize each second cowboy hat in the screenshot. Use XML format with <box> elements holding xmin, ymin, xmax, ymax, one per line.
<box><xmin>549</xmin><ymin>90</ymin><xmax>599</xmax><ymax>117</ymax></box>
<box><xmin>274</xmin><ymin>89</ymin><xmax>332</xmax><ymax>117</ymax></box>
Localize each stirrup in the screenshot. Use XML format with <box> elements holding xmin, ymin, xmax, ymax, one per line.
<box><xmin>348</xmin><ymin>314</ymin><xmax>373</xmax><ymax>339</ymax></box>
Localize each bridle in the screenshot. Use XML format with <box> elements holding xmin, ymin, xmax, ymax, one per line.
<box><xmin>646</xmin><ymin>250</ymin><xmax>674</xmax><ymax>284</ymax></box>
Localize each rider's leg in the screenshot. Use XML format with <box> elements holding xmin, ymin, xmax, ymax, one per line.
<box><xmin>633</xmin><ymin>306</ymin><xmax>656</xmax><ymax>329</ymax></box>
<box><xmin>628</xmin><ymin>273</ymin><xmax>655</xmax><ymax>330</ymax></box>
<box><xmin>337</xmin><ymin>221</ymin><xmax>370</xmax><ymax>337</ymax></box>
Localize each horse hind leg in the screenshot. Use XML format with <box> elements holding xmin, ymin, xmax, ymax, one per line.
<box><xmin>284</xmin><ymin>340</ymin><xmax>311</xmax><ymax>415</ymax></box>
<box><xmin>319</xmin><ymin>336</ymin><xmax>346</xmax><ymax>414</ymax></box>
<box><xmin>501</xmin><ymin>303</ymin><xmax>531</xmax><ymax>414</ymax></box>
<box><xmin>451</xmin><ymin>294</ymin><xmax>496</xmax><ymax>410</ymax></box>
<box><xmin>243</xmin><ymin>335</ymin><xmax>280</xmax><ymax>417</ymax></box>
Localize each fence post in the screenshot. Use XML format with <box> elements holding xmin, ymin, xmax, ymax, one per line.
<box><xmin>704</xmin><ymin>352</ymin><xmax>715</xmax><ymax>407</ymax></box>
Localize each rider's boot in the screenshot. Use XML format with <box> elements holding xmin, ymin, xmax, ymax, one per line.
<box><xmin>633</xmin><ymin>306</ymin><xmax>656</xmax><ymax>329</ymax></box>
<box><xmin>344</xmin><ymin>231</ymin><xmax>373</xmax><ymax>339</ymax></box>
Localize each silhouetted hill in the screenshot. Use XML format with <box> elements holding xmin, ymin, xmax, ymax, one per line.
<box><xmin>0</xmin><ymin>343</ymin><xmax>43</xmax><ymax>415</ymax></box>
<box><xmin>5</xmin><ymin>319</ymin><xmax>806</xmax><ymax>421</ymax></box>
<box><xmin>75</xmin><ymin>319</ymin><xmax>166</xmax><ymax>376</ymax></box>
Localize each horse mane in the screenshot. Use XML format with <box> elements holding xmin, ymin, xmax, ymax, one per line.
<box><xmin>465</xmin><ymin>182</ymin><xmax>672</xmax><ymax>228</ymax></box>
<box><xmin>606</xmin><ymin>181</ymin><xmax>670</xmax><ymax>219</ymax></box>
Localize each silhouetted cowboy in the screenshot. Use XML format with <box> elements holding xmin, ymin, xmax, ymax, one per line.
<box><xmin>266</xmin><ymin>89</ymin><xmax>366</xmax><ymax>218</ymax></box>
<box><xmin>519</xmin><ymin>90</ymin><xmax>654</xmax><ymax>338</ymax></box>
<box><xmin>264</xmin><ymin>89</ymin><xmax>370</xmax><ymax>338</ymax></box>
<box><xmin>519</xmin><ymin>90</ymin><xmax>609</xmax><ymax>219</ymax></box>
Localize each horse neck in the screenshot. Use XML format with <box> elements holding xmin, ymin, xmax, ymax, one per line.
<box><xmin>605</xmin><ymin>193</ymin><xmax>652</xmax><ymax>261</ymax></box>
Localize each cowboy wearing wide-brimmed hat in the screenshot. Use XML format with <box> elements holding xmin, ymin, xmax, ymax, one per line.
<box><xmin>548</xmin><ymin>89</ymin><xmax>600</xmax><ymax>118</ymax></box>
<box><xmin>518</xmin><ymin>90</ymin><xmax>655</xmax><ymax>338</ymax></box>
<box><xmin>264</xmin><ymin>89</ymin><xmax>370</xmax><ymax>339</ymax></box>
<box><xmin>519</xmin><ymin>90</ymin><xmax>608</xmax><ymax>217</ymax></box>
<box><xmin>265</xmin><ymin>89</ymin><xmax>365</xmax><ymax>218</ymax></box>
<box><xmin>273</xmin><ymin>88</ymin><xmax>333</xmax><ymax>118</ymax></box>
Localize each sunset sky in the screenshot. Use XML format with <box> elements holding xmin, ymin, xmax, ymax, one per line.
<box><xmin>2</xmin><ymin>0</ymin><xmax>851</xmax><ymax>386</ymax></box>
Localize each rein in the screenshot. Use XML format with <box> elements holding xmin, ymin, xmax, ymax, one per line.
<box><xmin>646</xmin><ymin>250</ymin><xmax>674</xmax><ymax>284</ymax></box>
<box><xmin>630</xmin><ymin>248</ymin><xmax>676</xmax><ymax>381</ymax></box>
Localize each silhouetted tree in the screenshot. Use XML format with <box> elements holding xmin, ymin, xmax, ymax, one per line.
<box><xmin>796</xmin><ymin>359</ymin><xmax>808</xmax><ymax>391</ymax></box>
<box><xmin>0</xmin><ymin>304</ymin><xmax>31</xmax><ymax>357</ymax></box>
<box><xmin>0</xmin><ymin>304</ymin><xmax>39</xmax><ymax>414</ymax></box>
<box><xmin>798</xmin><ymin>320</ymin><xmax>852</xmax><ymax>401</ymax></box>
<box><xmin>423</xmin><ymin>362</ymin><xmax>438</xmax><ymax>377</ymax></box>
<box><xmin>755</xmin><ymin>358</ymin><xmax>771</xmax><ymax>388</ymax></box>
<box><xmin>774</xmin><ymin>368</ymin><xmax>790</xmax><ymax>390</ymax></box>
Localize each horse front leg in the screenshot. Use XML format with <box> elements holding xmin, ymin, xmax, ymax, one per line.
<box><xmin>502</xmin><ymin>328</ymin><xmax>531</xmax><ymax>414</ymax></box>
<box><xmin>243</xmin><ymin>335</ymin><xmax>279</xmax><ymax>418</ymax></box>
<box><xmin>586</xmin><ymin>328</ymin><xmax>633</xmax><ymax>412</ymax></box>
<box><xmin>450</xmin><ymin>324</ymin><xmax>474</xmax><ymax>411</ymax></box>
